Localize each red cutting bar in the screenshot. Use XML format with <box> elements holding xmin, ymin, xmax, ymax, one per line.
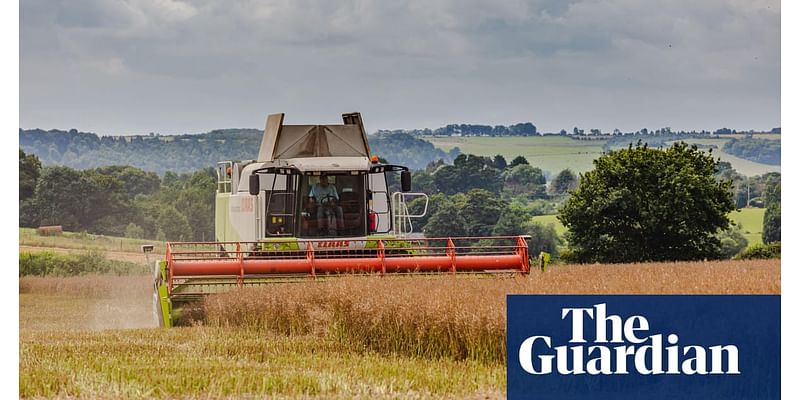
<box><xmin>171</xmin><ymin>254</ymin><xmax>526</xmax><ymax>276</ymax></box>
<box><xmin>166</xmin><ymin>236</ymin><xmax>531</xmax><ymax>291</ymax></box>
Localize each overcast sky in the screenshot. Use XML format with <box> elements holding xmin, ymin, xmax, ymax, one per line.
<box><xmin>20</xmin><ymin>0</ymin><xmax>780</xmax><ymax>135</ymax></box>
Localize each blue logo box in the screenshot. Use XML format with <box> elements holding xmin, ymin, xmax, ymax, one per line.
<box><xmin>507</xmin><ymin>295</ymin><xmax>779</xmax><ymax>400</ymax></box>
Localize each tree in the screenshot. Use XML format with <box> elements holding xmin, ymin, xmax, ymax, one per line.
<box><xmin>29</xmin><ymin>166</ymin><xmax>89</xmax><ymax>229</ymax></box>
<box><xmin>717</xmin><ymin>224</ymin><xmax>748</xmax><ymax>259</ymax></box>
<box><xmin>549</xmin><ymin>169</ymin><xmax>578</xmax><ymax>195</ymax></box>
<box><xmin>461</xmin><ymin>189</ymin><xmax>506</xmax><ymax>237</ymax></box>
<box><xmin>125</xmin><ymin>223</ymin><xmax>145</xmax><ymax>239</ymax></box>
<box><xmin>762</xmin><ymin>176</ymin><xmax>780</xmax><ymax>243</ymax></box>
<box><xmin>558</xmin><ymin>142</ymin><xmax>734</xmax><ymax>263</ymax></box>
<box><xmin>411</xmin><ymin>171</ymin><xmax>437</xmax><ymax>194</ymax></box>
<box><xmin>19</xmin><ymin>149</ymin><xmax>42</xmax><ymax>201</ymax></box>
<box><xmin>157</xmin><ymin>206</ymin><xmax>192</xmax><ymax>241</ymax></box>
<box><xmin>523</xmin><ymin>221</ymin><xmax>562</xmax><ymax>256</ymax></box>
<box><xmin>509</xmin><ymin>155</ymin><xmax>529</xmax><ymax>167</ymax></box>
<box><xmin>88</xmin><ymin>165</ymin><xmax>160</xmax><ymax>197</ymax></box>
<box><xmin>423</xmin><ymin>200</ymin><xmax>467</xmax><ymax>237</ymax></box>
<box><xmin>173</xmin><ymin>170</ymin><xmax>216</xmax><ymax>241</ymax></box>
<box><xmin>433</xmin><ymin>154</ymin><xmax>503</xmax><ymax>195</ymax></box>
<box><xmin>503</xmin><ymin>164</ymin><xmax>546</xmax><ymax>196</ymax></box>
<box><xmin>492</xmin><ymin>203</ymin><xmax>529</xmax><ymax>236</ymax></box>
<box><xmin>764</xmin><ymin>175</ymin><xmax>781</xmax><ymax>206</ymax></box>
<box><xmin>493</xmin><ymin>154</ymin><xmax>508</xmax><ymax>170</ymax></box>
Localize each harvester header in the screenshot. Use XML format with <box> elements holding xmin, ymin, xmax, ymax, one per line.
<box><xmin>153</xmin><ymin>112</ymin><xmax>533</xmax><ymax>327</ymax></box>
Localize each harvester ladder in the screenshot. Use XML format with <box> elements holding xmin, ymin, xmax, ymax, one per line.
<box><xmin>391</xmin><ymin>192</ymin><xmax>429</xmax><ymax>237</ymax></box>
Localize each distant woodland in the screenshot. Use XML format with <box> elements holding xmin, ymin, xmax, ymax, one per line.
<box><xmin>20</xmin><ymin>123</ymin><xmax>779</xmax><ymax>175</ymax></box>
<box><xmin>19</xmin><ymin>128</ymin><xmax>458</xmax><ymax>174</ymax></box>
<box><xmin>723</xmin><ymin>138</ymin><xmax>780</xmax><ymax>165</ymax></box>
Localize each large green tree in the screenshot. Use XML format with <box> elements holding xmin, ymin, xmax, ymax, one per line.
<box><xmin>558</xmin><ymin>142</ymin><xmax>734</xmax><ymax>263</ymax></box>
<box><xmin>523</xmin><ymin>221</ymin><xmax>562</xmax><ymax>256</ymax></box>
<box><xmin>19</xmin><ymin>149</ymin><xmax>42</xmax><ymax>200</ymax></box>
<box><xmin>503</xmin><ymin>164</ymin><xmax>546</xmax><ymax>196</ymax></box>
<box><xmin>423</xmin><ymin>200</ymin><xmax>468</xmax><ymax>237</ymax></box>
<box><xmin>461</xmin><ymin>189</ymin><xmax>506</xmax><ymax>237</ymax></box>
<box><xmin>422</xmin><ymin>190</ymin><xmax>506</xmax><ymax>238</ymax></box>
<box><xmin>28</xmin><ymin>166</ymin><xmax>92</xmax><ymax>229</ymax></box>
<box><xmin>433</xmin><ymin>154</ymin><xmax>502</xmax><ymax>195</ymax></box>
<box><xmin>87</xmin><ymin>165</ymin><xmax>160</xmax><ymax>197</ymax></box>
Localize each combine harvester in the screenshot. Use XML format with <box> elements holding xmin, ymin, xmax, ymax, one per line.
<box><xmin>153</xmin><ymin>112</ymin><xmax>533</xmax><ymax>327</ymax></box>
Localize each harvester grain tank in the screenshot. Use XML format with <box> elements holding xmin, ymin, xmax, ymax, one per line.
<box><xmin>153</xmin><ymin>112</ymin><xmax>532</xmax><ymax>327</ymax></box>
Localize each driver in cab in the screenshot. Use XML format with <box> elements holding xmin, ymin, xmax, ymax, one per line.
<box><xmin>309</xmin><ymin>175</ymin><xmax>343</xmax><ymax>234</ymax></box>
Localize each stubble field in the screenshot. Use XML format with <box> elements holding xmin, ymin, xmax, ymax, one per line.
<box><xmin>20</xmin><ymin>259</ymin><xmax>779</xmax><ymax>399</ymax></box>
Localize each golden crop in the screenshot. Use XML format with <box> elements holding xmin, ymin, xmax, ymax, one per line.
<box><xmin>202</xmin><ymin>259</ymin><xmax>780</xmax><ymax>363</ymax></box>
<box><xmin>20</xmin><ymin>259</ymin><xmax>779</xmax><ymax>398</ymax></box>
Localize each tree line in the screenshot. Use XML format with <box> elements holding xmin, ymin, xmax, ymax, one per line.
<box><xmin>19</xmin><ymin>146</ymin><xmax>570</xmax><ymax>252</ymax></box>
<box><xmin>402</xmin><ymin>153</ymin><xmax>580</xmax><ymax>254</ymax></box>
<box><xmin>19</xmin><ymin>139</ymin><xmax>779</xmax><ymax>263</ymax></box>
<box><xmin>19</xmin><ymin>149</ymin><xmax>215</xmax><ymax>241</ymax></box>
<box><xmin>19</xmin><ymin>128</ymin><xmax>461</xmax><ymax>174</ymax></box>
<box><xmin>722</xmin><ymin>137</ymin><xmax>780</xmax><ymax>165</ymax></box>
<box><xmin>377</xmin><ymin>122</ymin><xmax>537</xmax><ymax>137</ymax></box>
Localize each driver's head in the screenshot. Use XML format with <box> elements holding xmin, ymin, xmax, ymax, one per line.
<box><xmin>319</xmin><ymin>175</ymin><xmax>329</xmax><ymax>186</ymax></box>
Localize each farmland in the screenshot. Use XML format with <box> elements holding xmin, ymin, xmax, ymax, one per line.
<box><xmin>19</xmin><ymin>228</ymin><xmax>164</xmax><ymax>263</ymax></box>
<box><xmin>531</xmin><ymin>207</ymin><xmax>767</xmax><ymax>245</ymax></box>
<box><xmin>729</xmin><ymin>207</ymin><xmax>768</xmax><ymax>244</ymax></box>
<box><xmin>665</xmin><ymin>138</ymin><xmax>781</xmax><ymax>176</ymax></box>
<box><xmin>20</xmin><ymin>258</ymin><xmax>779</xmax><ymax>398</ymax></box>
<box><xmin>424</xmin><ymin>135</ymin><xmax>606</xmax><ymax>176</ymax></box>
<box><xmin>424</xmin><ymin>135</ymin><xmax>780</xmax><ymax>177</ymax></box>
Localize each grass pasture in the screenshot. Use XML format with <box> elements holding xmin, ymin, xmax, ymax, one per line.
<box><xmin>423</xmin><ymin>135</ymin><xmax>779</xmax><ymax>177</ymax></box>
<box><xmin>531</xmin><ymin>207</ymin><xmax>766</xmax><ymax>246</ymax></box>
<box><xmin>19</xmin><ymin>228</ymin><xmax>164</xmax><ymax>263</ymax></box>
<box><xmin>20</xmin><ymin>259</ymin><xmax>779</xmax><ymax>398</ymax></box>
<box><xmin>730</xmin><ymin>207</ymin><xmax>767</xmax><ymax>244</ymax></box>
<box><xmin>424</xmin><ymin>135</ymin><xmax>606</xmax><ymax>176</ymax></box>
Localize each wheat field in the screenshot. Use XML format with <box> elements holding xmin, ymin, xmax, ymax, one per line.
<box><xmin>20</xmin><ymin>259</ymin><xmax>779</xmax><ymax>398</ymax></box>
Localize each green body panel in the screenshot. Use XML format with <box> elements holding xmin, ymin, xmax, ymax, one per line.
<box><xmin>255</xmin><ymin>235</ymin><xmax>412</xmax><ymax>252</ymax></box>
<box><xmin>364</xmin><ymin>235</ymin><xmax>414</xmax><ymax>252</ymax></box>
<box><xmin>537</xmin><ymin>252</ymin><xmax>551</xmax><ymax>272</ymax></box>
<box><xmin>155</xmin><ymin>260</ymin><xmax>173</xmax><ymax>328</ymax></box>
<box><xmin>256</xmin><ymin>237</ymin><xmax>301</xmax><ymax>252</ymax></box>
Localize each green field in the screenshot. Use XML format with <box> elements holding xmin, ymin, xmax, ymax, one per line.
<box><xmin>729</xmin><ymin>207</ymin><xmax>766</xmax><ymax>244</ymax></box>
<box><xmin>424</xmin><ymin>135</ymin><xmax>606</xmax><ymax>176</ymax></box>
<box><xmin>527</xmin><ymin>214</ymin><xmax>566</xmax><ymax>237</ymax></box>
<box><xmin>531</xmin><ymin>207</ymin><xmax>766</xmax><ymax>245</ymax></box>
<box><xmin>425</xmin><ymin>135</ymin><xmax>779</xmax><ymax>177</ymax></box>
<box><xmin>19</xmin><ymin>228</ymin><xmax>165</xmax><ymax>255</ymax></box>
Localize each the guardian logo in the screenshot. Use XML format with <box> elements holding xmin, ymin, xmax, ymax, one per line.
<box><xmin>518</xmin><ymin>303</ymin><xmax>740</xmax><ymax>376</ymax></box>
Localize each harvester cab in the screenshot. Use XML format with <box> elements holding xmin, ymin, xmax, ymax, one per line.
<box><xmin>153</xmin><ymin>112</ymin><xmax>532</xmax><ymax>327</ymax></box>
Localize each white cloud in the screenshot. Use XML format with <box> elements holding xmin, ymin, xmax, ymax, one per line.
<box><xmin>20</xmin><ymin>0</ymin><xmax>780</xmax><ymax>134</ymax></box>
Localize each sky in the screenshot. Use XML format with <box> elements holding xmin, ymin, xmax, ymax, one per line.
<box><xmin>20</xmin><ymin>0</ymin><xmax>780</xmax><ymax>135</ymax></box>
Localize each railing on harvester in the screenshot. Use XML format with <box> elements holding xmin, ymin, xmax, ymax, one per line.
<box><xmin>391</xmin><ymin>192</ymin><xmax>429</xmax><ymax>237</ymax></box>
